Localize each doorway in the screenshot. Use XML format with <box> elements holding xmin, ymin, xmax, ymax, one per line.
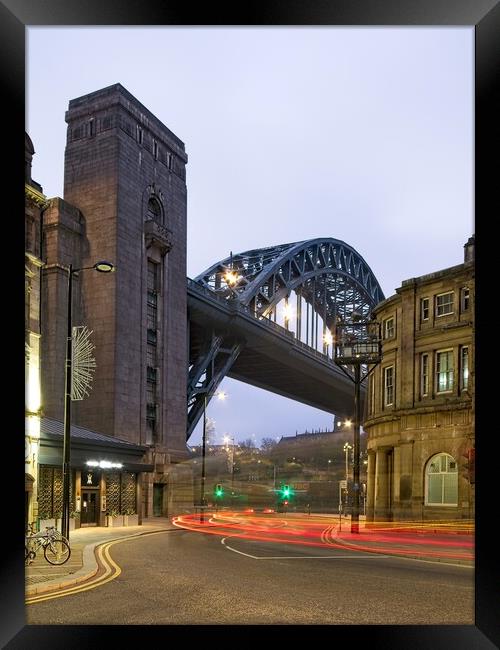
<box><xmin>153</xmin><ymin>483</ymin><xmax>163</xmax><ymax>516</ymax></box>
<box><xmin>81</xmin><ymin>490</ymin><xmax>99</xmax><ymax>525</ymax></box>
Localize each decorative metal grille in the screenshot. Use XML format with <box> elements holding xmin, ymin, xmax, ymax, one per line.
<box><xmin>105</xmin><ymin>472</ymin><xmax>121</xmax><ymax>515</ymax></box>
<box><xmin>38</xmin><ymin>467</ymin><xmax>54</xmax><ymax>519</ymax></box>
<box><xmin>37</xmin><ymin>467</ymin><xmax>73</xmax><ymax>518</ymax></box>
<box><xmin>53</xmin><ymin>468</ymin><xmax>63</xmax><ymax>517</ymax></box>
<box><xmin>121</xmin><ymin>473</ymin><xmax>137</xmax><ymax>514</ymax></box>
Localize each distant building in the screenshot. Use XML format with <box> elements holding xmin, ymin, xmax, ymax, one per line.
<box><xmin>364</xmin><ymin>237</ymin><xmax>475</xmax><ymax>522</ymax></box>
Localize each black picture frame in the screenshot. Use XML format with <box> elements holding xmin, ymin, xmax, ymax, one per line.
<box><xmin>4</xmin><ymin>0</ymin><xmax>498</xmax><ymax>647</ymax></box>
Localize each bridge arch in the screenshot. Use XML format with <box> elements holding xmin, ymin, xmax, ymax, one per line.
<box><xmin>195</xmin><ymin>238</ymin><xmax>384</xmax><ymax>331</ymax></box>
<box><xmin>187</xmin><ymin>238</ymin><xmax>384</xmax><ymax>439</ymax></box>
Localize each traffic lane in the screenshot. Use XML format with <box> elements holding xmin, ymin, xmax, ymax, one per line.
<box><xmin>26</xmin><ymin>527</ymin><xmax>474</xmax><ymax>625</ymax></box>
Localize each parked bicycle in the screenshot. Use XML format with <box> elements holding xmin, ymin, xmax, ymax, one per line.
<box><xmin>25</xmin><ymin>523</ymin><xmax>71</xmax><ymax>566</ymax></box>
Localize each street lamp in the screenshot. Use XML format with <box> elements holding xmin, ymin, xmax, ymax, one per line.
<box><xmin>334</xmin><ymin>318</ymin><xmax>381</xmax><ymax>534</ymax></box>
<box><xmin>61</xmin><ymin>261</ymin><xmax>114</xmax><ymax>541</ymax></box>
<box><xmin>343</xmin><ymin>442</ymin><xmax>352</xmax><ymax>482</ymax></box>
<box><xmin>200</xmin><ymin>390</ymin><xmax>226</xmax><ymax>522</ymax></box>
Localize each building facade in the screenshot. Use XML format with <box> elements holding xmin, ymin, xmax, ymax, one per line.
<box><xmin>25</xmin><ymin>133</ymin><xmax>46</xmax><ymax>527</ymax></box>
<box><xmin>363</xmin><ymin>237</ymin><xmax>475</xmax><ymax>522</ymax></box>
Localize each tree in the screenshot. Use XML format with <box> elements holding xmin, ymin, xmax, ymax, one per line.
<box><xmin>261</xmin><ymin>437</ymin><xmax>277</xmax><ymax>452</ymax></box>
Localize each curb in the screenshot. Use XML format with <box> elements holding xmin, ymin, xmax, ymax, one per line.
<box><xmin>26</xmin><ymin>541</ymin><xmax>100</xmax><ymax>597</ymax></box>
<box><xmin>25</xmin><ymin>526</ymin><xmax>176</xmax><ymax>597</ymax></box>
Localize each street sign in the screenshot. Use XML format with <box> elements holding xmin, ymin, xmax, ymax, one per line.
<box><xmin>339</xmin><ymin>480</ymin><xmax>347</xmax><ymax>489</ymax></box>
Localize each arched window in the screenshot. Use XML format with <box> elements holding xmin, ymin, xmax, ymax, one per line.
<box><xmin>146</xmin><ymin>197</ymin><xmax>163</xmax><ymax>224</ymax></box>
<box><xmin>425</xmin><ymin>453</ymin><xmax>458</xmax><ymax>506</ymax></box>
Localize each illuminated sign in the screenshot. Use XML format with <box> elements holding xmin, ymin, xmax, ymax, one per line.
<box><xmin>86</xmin><ymin>460</ymin><xmax>123</xmax><ymax>469</ymax></box>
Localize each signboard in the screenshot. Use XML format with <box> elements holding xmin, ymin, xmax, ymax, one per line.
<box><xmin>339</xmin><ymin>480</ymin><xmax>347</xmax><ymax>489</ymax></box>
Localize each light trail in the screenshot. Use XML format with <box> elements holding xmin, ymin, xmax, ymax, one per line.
<box><xmin>173</xmin><ymin>512</ymin><xmax>474</xmax><ymax>562</ymax></box>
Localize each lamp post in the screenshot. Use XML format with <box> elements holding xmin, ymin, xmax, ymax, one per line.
<box><xmin>343</xmin><ymin>442</ymin><xmax>352</xmax><ymax>484</ymax></box>
<box><xmin>200</xmin><ymin>390</ymin><xmax>226</xmax><ymax>522</ymax></box>
<box><xmin>61</xmin><ymin>261</ymin><xmax>114</xmax><ymax>541</ymax></box>
<box><xmin>334</xmin><ymin>318</ymin><xmax>381</xmax><ymax>534</ymax></box>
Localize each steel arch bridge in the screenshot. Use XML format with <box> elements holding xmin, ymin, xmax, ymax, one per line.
<box><xmin>187</xmin><ymin>238</ymin><xmax>384</xmax><ymax>439</ymax></box>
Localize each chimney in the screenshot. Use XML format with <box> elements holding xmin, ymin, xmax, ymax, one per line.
<box><xmin>464</xmin><ymin>235</ymin><xmax>475</xmax><ymax>263</ymax></box>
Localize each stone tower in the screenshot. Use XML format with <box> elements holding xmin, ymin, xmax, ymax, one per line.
<box><xmin>61</xmin><ymin>83</ymin><xmax>189</xmax><ymax>470</ymax></box>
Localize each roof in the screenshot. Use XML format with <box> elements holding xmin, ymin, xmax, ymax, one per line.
<box><xmin>41</xmin><ymin>417</ymin><xmax>148</xmax><ymax>452</ymax></box>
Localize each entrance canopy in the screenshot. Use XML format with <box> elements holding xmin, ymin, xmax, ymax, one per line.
<box><xmin>39</xmin><ymin>418</ymin><xmax>154</xmax><ymax>473</ymax></box>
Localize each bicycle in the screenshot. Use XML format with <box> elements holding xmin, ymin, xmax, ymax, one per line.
<box><xmin>25</xmin><ymin>523</ymin><xmax>71</xmax><ymax>566</ymax></box>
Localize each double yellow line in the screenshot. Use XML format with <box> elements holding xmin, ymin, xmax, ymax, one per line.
<box><xmin>26</xmin><ymin>539</ymin><xmax>121</xmax><ymax>605</ymax></box>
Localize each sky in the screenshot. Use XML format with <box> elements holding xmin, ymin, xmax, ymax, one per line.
<box><xmin>26</xmin><ymin>27</ymin><xmax>474</xmax><ymax>447</ymax></box>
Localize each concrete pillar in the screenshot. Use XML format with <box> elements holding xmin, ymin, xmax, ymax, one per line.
<box><xmin>366</xmin><ymin>451</ymin><xmax>376</xmax><ymax>522</ymax></box>
<box><xmin>374</xmin><ymin>449</ymin><xmax>390</xmax><ymax>521</ymax></box>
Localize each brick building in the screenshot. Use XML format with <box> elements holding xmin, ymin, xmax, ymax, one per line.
<box><xmin>363</xmin><ymin>237</ymin><xmax>475</xmax><ymax>522</ymax></box>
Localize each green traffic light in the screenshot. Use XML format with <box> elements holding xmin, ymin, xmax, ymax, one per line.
<box><xmin>215</xmin><ymin>484</ymin><xmax>223</xmax><ymax>497</ymax></box>
<box><xmin>282</xmin><ymin>485</ymin><xmax>291</xmax><ymax>498</ymax></box>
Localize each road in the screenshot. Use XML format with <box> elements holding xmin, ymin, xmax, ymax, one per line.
<box><xmin>26</xmin><ymin>514</ymin><xmax>474</xmax><ymax>625</ymax></box>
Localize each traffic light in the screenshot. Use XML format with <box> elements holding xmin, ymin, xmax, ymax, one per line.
<box><xmin>214</xmin><ymin>484</ymin><xmax>224</xmax><ymax>497</ymax></box>
<box><xmin>280</xmin><ymin>484</ymin><xmax>292</xmax><ymax>499</ymax></box>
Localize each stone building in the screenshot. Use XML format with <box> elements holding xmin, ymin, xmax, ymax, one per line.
<box><xmin>35</xmin><ymin>83</ymin><xmax>193</xmax><ymax>524</ymax></box>
<box><xmin>363</xmin><ymin>237</ymin><xmax>475</xmax><ymax>522</ymax></box>
<box><xmin>25</xmin><ymin>133</ymin><xmax>46</xmax><ymax>527</ymax></box>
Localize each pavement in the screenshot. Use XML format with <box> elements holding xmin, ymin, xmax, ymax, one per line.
<box><xmin>25</xmin><ymin>517</ymin><xmax>177</xmax><ymax>597</ymax></box>
<box><xmin>25</xmin><ymin>513</ymin><xmax>474</xmax><ymax>597</ymax></box>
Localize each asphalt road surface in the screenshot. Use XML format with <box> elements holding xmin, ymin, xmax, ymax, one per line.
<box><xmin>26</xmin><ymin>525</ymin><xmax>474</xmax><ymax>625</ymax></box>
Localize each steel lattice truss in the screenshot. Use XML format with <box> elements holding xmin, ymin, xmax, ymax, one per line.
<box><xmin>195</xmin><ymin>238</ymin><xmax>384</xmax><ymax>325</ymax></box>
<box><xmin>187</xmin><ymin>238</ymin><xmax>384</xmax><ymax>439</ymax></box>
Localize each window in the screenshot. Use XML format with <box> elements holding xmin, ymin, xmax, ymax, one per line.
<box><xmin>146</xmin><ymin>197</ymin><xmax>162</xmax><ymax>224</ymax></box>
<box><xmin>436</xmin><ymin>349</ymin><xmax>454</xmax><ymax>393</ymax></box>
<box><xmin>436</xmin><ymin>292</ymin><xmax>454</xmax><ymax>317</ymax></box>
<box><xmin>421</xmin><ymin>353</ymin><xmax>429</xmax><ymax>397</ymax></box>
<box><xmin>147</xmin><ymin>344</ymin><xmax>157</xmax><ymax>368</ymax></box>
<box><xmin>384</xmin><ymin>317</ymin><xmax>395</xmax><ymax>339</ymax></box>
<box><xmin>425</xmin><ymin>453</ymin><xmax>458</xmax><ymax>506</ymax></box>
<box><xmin>137</xmin><ymin>125</ymin><xmax>143</xmax><ymax>144</ymax></box>
<box><xmin>420</xmin><ymin>297</ymin><xmax>429</xmax><ymax>322</ymax></box>
<box><xmin>89</xmin><ymin>118</ymin><xmax>95</xmax><ymax>137</ymax></box>
<box><xmin>384</xmin><ymin>366</ymin><xmax>394</xmax><ymax>407</ymax></box>
<box><xmin>461</xmin><ymin>287</ymin><xmax>470</xmax><ymax>312</ymax></box>
<box><xmin>146</xmin><ymin>403</ymin><xmax>157</xmax><ymax>443</ymax></box>
<box><xmin>461</xmin><ymin>346</ymin><xmax>469</xmax><ymax>391</ymax></box>
<box><xmin>147</xmin><ymin>260</ymin><xmax>159</xmax><ymax>291</ymax></box>
<box><xmin>153</xmin><ymin>139</ymin><xmax>158</xmax><ymax>159</ymax></box>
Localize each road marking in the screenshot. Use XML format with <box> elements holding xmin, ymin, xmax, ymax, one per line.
<box><xmin>221</xmin><ymin>536</ymin><xmax>389</xmax><ymax>560</ymax></box>
<box><xmin>26</xmin><ymin>529</ymin><xmax>173</xmax><ymax>604</ymax></box>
